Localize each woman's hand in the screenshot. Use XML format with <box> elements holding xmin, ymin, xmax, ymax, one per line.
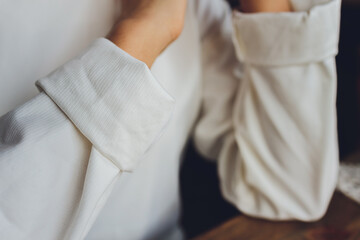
<box><xmin>108</xmin><ymin>0</ymin><xmax>187</xmax><ymax>67</ymax></box>
<box><xmin>239</xmin><ymin>0</ymin><xmax>292</xmax><ymax>13</ymax></box>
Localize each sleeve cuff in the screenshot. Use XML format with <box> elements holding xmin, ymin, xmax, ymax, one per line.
<box><xmin>232</xmin><ymin>0</ymin><xmax>341</xmax><ymax>66</ymax></box>
<box><xmin>36</xmin><ymin>38</ymin><xmax>175</xmax><ymax>172</ymax></box>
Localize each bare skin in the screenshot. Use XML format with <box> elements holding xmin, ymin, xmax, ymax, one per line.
<box><xmin>108</xmin><ymin>0</ymin><xmax>291</xmax><ymax>68</ymax></box>
<box><xmin>108</xmin><ymin>0</ymin><xmax>187</xmax><ymax>67</ymax></box>
<box><xmin>240</xmin><ymin>0</ymin><xmax>292</xmax><ymax>13</ymax></box>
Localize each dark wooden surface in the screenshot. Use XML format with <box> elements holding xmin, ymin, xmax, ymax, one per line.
<box><xmin>193</xmin><ymin>191</ymin><xmax>360</xmax><ymax>240</ymax></box>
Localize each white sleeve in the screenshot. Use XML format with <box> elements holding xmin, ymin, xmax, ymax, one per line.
<box><xmin>0</xmin><ymin>39</ymin><xmax>174</xmax><ymax>239</ymax></box>
<box><xmin>194</xmin><ymin>0</ymin><xmax>340</xmax><ymax>221</ymax></box>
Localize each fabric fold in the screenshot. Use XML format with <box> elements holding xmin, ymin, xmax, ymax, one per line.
<box><xmin>36</xmin><ymin>38</ymin><xmax>175</xmax><ymax>171</ymax></box>
<box><xmin>232</xmin><ymin>0</ymin><xmax>341</xmax><ymax>66</ymax></box>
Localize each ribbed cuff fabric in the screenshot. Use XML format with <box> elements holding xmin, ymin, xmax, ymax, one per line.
<box><xmin>232</xmin><ymin>0</ymin><xmax>341</xmax><ymax>66</ymax></box>
<box><xmin>36</xmin><ymin>38</ymin><xmax>175</xmax><ymax>171</ymax></box>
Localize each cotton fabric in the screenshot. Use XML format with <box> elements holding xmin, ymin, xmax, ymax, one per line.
<box><xmin>0</xmin><ymin>0</ymin><xmax>341</xmax><ymax>239</ymax></box>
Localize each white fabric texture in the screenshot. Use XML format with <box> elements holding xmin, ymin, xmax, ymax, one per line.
<box><xmin>337</xmin><ymin>163</ymin><xmax>360</xmax><ymax>204</ymax></box>
<box><xmin>36</xmin><ymin>39</ymin><xmax>175</xmax><ymax>172</ymax></box>
<box><xmin>0</xmin><ymin>0</ymin><xmax>340</xmax><ymax>239</ymax></box>
<box><xmin>337</xmin><ymin>153</ymin><xmax>360</xmax><ymax>205</ymax></box>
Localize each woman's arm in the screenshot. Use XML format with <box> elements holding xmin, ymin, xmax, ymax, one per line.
<box><xmin>109</xmin><ymin>0</ymin><xmax>187</xmax><ymax>67</ymax></box>
<box><xmin>194</xmin><ymin>0</ymin><xmax>340</xmax><ymax>221</ymax></box>
<box><xmin>0</xmin><ymin>1</ymin><xmax>186</xmax><ymax>238</ymax></box>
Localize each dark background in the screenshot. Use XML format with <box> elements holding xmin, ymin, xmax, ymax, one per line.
<box><xmin>180</xmin><ymin>1</ymin><xmax>360</xmax><ymax>238</ymax></box>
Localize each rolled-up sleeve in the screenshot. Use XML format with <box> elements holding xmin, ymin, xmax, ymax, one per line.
<box><xmin>36</xmin><ymin>38</ymin><xmax>175</xmax><ymax>171</ymax></box>
<box><xmin>0</xmin><ymin>38</ymin><xmax>174</xmax><ymax>239</ymax></box>
<box><xmin>232</xmin><ymin>0</ymin><xmax>340</xmax><ymax>65</ymax></box>
<box><xmin>194</xmin><ymin>0</ymin><xmax>340</xmax><ymax>221</ymax></box>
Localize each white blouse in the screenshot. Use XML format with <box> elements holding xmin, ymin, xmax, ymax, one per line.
<box><xmin>0</xmin><ymin>0</ymin><xmax>341</xmax><ymax>239</ymax></box>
